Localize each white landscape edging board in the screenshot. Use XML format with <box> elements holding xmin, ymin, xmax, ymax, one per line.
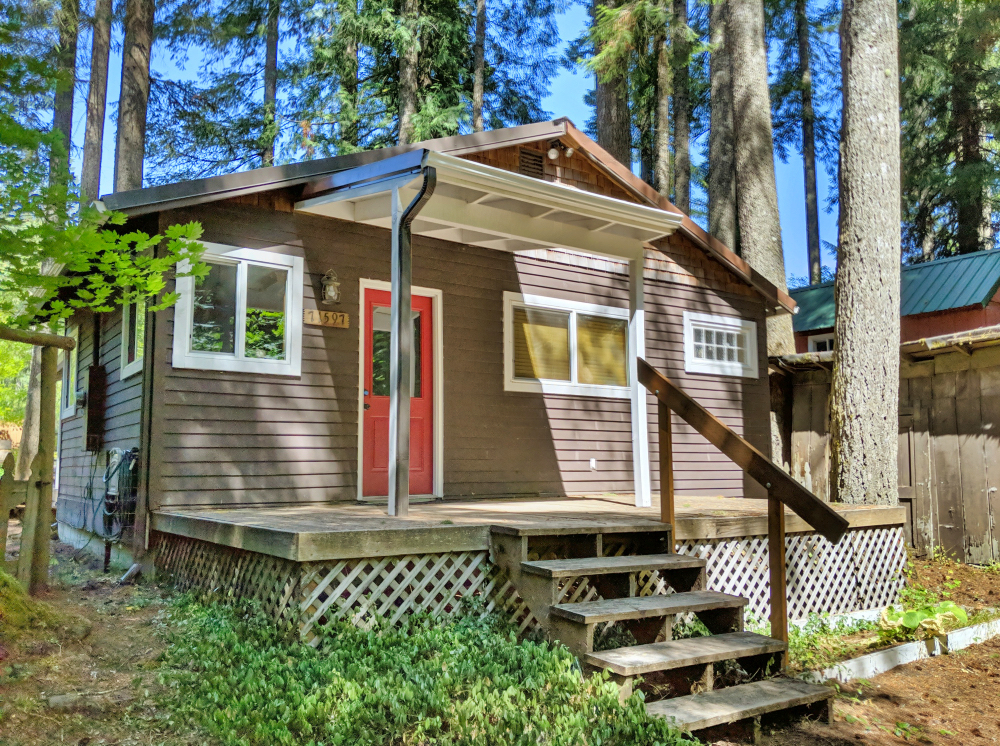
<box><xmin>801</xmin><ymin>615</ymin><xmax>1000</xmax><ymax>685</ymax></box>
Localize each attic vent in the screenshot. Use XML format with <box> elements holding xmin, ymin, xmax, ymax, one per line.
<box><xmin>518</xmin><ymin>148</ymin><xmax>545</xmax><ymax>179</ymax></box>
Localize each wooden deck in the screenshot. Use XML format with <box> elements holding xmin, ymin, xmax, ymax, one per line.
<box><xmin>151</xmin><ymin>494</ymin><xmax>905</xmax><ymax>562</ymax></box>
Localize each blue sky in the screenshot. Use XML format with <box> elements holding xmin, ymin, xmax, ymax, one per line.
<box><xmin>541</xmin><ymin>5</ymin><xmax>839</xmax><ymax>283</ymax></box>
<box><xmin>76</xmin><ymin>2</ymin><xmax>837</xmax><ymax>283</ymax></box>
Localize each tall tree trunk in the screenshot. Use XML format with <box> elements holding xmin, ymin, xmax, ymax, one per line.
<box><xmin>654</xmin><ymin>25</ymin><xmax>671</xmax><ymax>197</ymax></box>
<box><xmin>261</xmin><ymin>0</ymin><xmax>279</xmax><ymax>166</ymax></box>
<box><xmin>708</xmin><ymin>0</ymin><xmax>737</xmax><ymax>250</ymax></box>
<box><xmin>728</xmin><ymin>0</ymin><xmax>792</xmax><ymax>354</ymax></box>
<box><xmin>593</xmin><ymin>0</ymin><xmax>631</xmax><ymax>166</ymax></box>
<box><xmin>830</xmin><ymin>0</ymin><xmax>901</xmax><ymax>505</ymax></box>
<box><xmin>81</xmin><ymin>0</ymin><xmax>112</xmax><ymax>200</ymax></box>
<box><xmin>50</xmin><ymin>0</ymin><xmax>80</xmax><ymax>182</ymax></box>
<box><xmin>114</xmin><ymin>0</ymin><xmax>155</xmax><ymax>192</ymax></box>
<box><xmin>672</xmin><ymin>0</ymin><xmax>690</xmax><ymax>212</ymax></box>
<box><xmin>397</xmin><ymin>0</ymin><xmax>419</xmax><ymax>145</ymax></box>
<box><xmin>917</xmin><ymin>191</ymin><xmax>936</xmax><ymax>260</ymax></box>
<box><xmin>472</xmin><ymin>0</ymin><xmax>486</xmax><ymax>132</ymax></box>
<box><xmin>953</xmin><ymin>66</ymin><xmax>986</xmax><ymax>254</ymax></box>
<box><xmin>728</xmin><ymin>0</ymin><xmax>794</xmax><ymax>468</ymax></box>
<box><xmin>796</xmin><ymin>0</ymin><xmax>822</xmax><ymax>283</ymax></box>
<box><xmin>341</xmin><ymin>0</ymin><xmax>359</xmax><ymax>149</ymax></box>
<box><xmin>15</xmin><ymin>348</ymin><xmax>41</xmax><ymax>482</ymax></box>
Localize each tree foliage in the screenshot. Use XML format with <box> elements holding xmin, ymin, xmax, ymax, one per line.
<box><xmin>0</xmin><ymin>3</ymin><xmax>206</xmax><ymax>329</ymax></box>
<box><xmin>899</xmin><ymin>0</ymin><xmax>1000</xmax><ymax>261</ymax></box>
<box><xmin>146</xmin><ymin>0</ymin><xmax>560</xmax><ymax>177</ymax></box>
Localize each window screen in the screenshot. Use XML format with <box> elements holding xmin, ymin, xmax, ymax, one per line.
<box><xmin>512</xmin><ymin>306</ymin><xmax>571</xmax><ymax>381</ymax></box>
<box><xmin>577</xmin><ymin>314</ymin><xmax>627</xmax><ymax>386</ymax></box>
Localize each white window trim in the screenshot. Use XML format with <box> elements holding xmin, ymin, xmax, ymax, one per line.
<box><xmin>503</xmin><ymin>291</ymin><xmax>630</xmax><ymax>399</ymax></box>
<box><xmin>808</xmin><ymin>333</ymin><xmax>835</xmax><ymax>352</ymax></box>
<box><xmin>683</xmin><ymin>310</ymin><xmax>759</xmax><ymax>378</ymax></box>
<box><xmin>120</xmin><ymin>298</ymin><xmax>145</xmax><ymax>380</ymax></box>
<box><xmin>172</xmin><ymin>243</ymin><xmax>304</xmax><ymax>376</ymax></box>
<box><xmin>61</xmin><ymin>323</ymin><xmax>79</xmax><ymax>420</ymax></box>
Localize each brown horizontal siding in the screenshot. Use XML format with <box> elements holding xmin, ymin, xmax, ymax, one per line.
<box><xmin>642</xmin><ymin>271</ymin><xmax>770</xmax><ymax>498</ymax></box>
<box><xmin>147</xmin><ymin>202</ymin><xmax>768</xmax><ymax>507</ymax></box>
<box><xmin>57</xmin><ymin>305</ymin><xmax>148</xmax><ymax>533</ymax></box>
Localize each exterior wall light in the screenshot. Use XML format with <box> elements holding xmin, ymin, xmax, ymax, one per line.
<box><xmin>547</xmin><ymin>147</ymin><xmax>560</xmax><ymax>160</ymax></box>
<box><xmin>321</xmin><ymin>269</ymin><xmax>341</xmax><ymax>304</ymax></box>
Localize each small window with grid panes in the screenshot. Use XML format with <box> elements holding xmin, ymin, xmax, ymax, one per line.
<box><xmin>683</xmin><ymin>311</ymin><xmax>758</xmax><ymax>378</ymax></box>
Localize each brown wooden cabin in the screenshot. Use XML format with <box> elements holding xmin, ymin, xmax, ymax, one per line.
<box><xmin>55</xmin><ymin>118</ymin><xmax>803</xmax><ymax>556</ymax></box>
<box><xmin>47</xmin><ymin>123</ymin><xmax>908</xmax><ymax>733</ymax></box>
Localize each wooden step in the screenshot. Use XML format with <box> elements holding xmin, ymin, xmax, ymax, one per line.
<box><xmin>646</xmin><ymin>678</ymin><xmax>833</xmax><ymax>732</ymax></box>
<box><xmin>585</xmin><ymin>632</ymin><xmax>784</xmax><ymax>677</ymax></box>
<box><xmin>550</xmin><ymin>591</ymin><xmax>746</xmax><ymax>626</ymax></box>
<box><xmin>521</xmin><ymin>553</ymin><xmax>705</xmax><ymax>578</ymax></box>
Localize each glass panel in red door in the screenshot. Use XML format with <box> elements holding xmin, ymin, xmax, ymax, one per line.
<box><xmin>363</xmin><ymin>288</ymin><xmax>434</xmax><ymax>496</ymax></box>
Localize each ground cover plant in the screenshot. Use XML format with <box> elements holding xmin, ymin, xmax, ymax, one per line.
<box><xmin>159</xmin><ymin>598</ymin><xmax>702</xmax><ymax>746</ymax></box>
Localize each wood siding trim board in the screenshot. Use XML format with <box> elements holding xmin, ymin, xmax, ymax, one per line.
<box><xmin>135</xmin><ymin>202</ymin><xmax>772</xmax><ymax>509</ymax></box>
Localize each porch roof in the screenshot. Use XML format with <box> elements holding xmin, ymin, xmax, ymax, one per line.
<box><xmin>294</xmin><ymin>149</ymin><xmax>685</xmax><ymax>261</ymax></box>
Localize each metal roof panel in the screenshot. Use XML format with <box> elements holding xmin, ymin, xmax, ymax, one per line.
<box><xmin>792</xmin><ymin>251</ymin><xmax>1000</xmax><ymax>333</ymax></box>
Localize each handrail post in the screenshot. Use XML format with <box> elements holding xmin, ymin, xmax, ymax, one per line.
<box><xmin>17</xmin><ymin>345</ymin><xmax>56</xmax><ymax>593</ymax></box>
<box><xmin>658</xmin><ymin>399</ymin><xmax>674</xmax><ymax>545</ymax></box>
<box><xmin>768</xmin><ymin>492</ymin><xmax>788</xmax><ymax>663</ymax></box>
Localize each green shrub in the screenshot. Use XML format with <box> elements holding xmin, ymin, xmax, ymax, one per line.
<box><xmin>878</xmin><ymin>600</ymin><xmax>968</xmax><ymax>643</ymax></box>
<box><xmin>159</xmin><ymin>598</ymin><xmax>701</xmax><ymax>746</ymax></box>
<box><xmin>785</xmin><ymin>614</ymin><xmax>878</xmax><ymax>672</ymax></box>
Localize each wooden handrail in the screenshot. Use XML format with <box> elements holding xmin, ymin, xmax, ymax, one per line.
<box><xmin>638</xmin><ymin>358</ymin><xmax>848</xmax><ymax>543</ymax></box>
<box><xmin>639</xmin><ymin>358</ymin><xmax>849</xmax><ymax>652</ymax></box>
<box><xmin>0</xmin><ymin>325</ymin><xmax>77</xmax><ymax>351</ymax></box>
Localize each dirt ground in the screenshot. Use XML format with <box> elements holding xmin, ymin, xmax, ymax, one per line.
<box><xmin>0</xmin><ymin>521</ymin><xmax>202</xmax><ymax>746</ymax></box>
<box><xmin>754</xmin><ymin>556</ymin><xmax>1000</xmax><ymax>746</ymax></box>
<box><xmin>757</xmin><ymin>636</ymin><xmax>1000</xmax><ymax>745</ymax></box>
<box><xmin>909</xmin><ymin>556</ymin><xmax>1000</xmax><ymax>611</ymax></box>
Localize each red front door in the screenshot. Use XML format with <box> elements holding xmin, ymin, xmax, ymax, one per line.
<box><xmin>363</xmin><ymin>288</ymin><xmax>434</xmax><ymax>496</ymax></box>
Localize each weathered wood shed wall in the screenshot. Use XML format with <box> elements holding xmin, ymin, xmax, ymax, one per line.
<box><xmin>789</xmin><ymin>345</ymin><xmax>1000</xmax><ymax>564</ymax></box>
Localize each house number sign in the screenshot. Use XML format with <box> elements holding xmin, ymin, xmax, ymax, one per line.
<box><xmin>304</xmin><ymin>309</ymin><xmax>350</xmax><ymax>328</ymax></box>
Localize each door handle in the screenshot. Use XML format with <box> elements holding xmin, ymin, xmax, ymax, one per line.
<box><xmin>364</xmin><ymin>403</ymin><xmax>370</xmax><ymax>410</ymax></box>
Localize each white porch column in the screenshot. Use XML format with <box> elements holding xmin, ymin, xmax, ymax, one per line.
<box><xmin>388</xmin><ymin>186</ymin><xmax>413</xmax><ymax>517</ymax></box>
<box><xmin>629</xmin><ymin>255</ymin><xmax>652</xmax><ymax>507</ymax></box>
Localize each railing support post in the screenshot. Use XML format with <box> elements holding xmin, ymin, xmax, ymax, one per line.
<box><xmin>16</xmin><ymin>345</ymin><xmax>56</xmax><ymax>594</ymax></box>
<box><xmin>768</xmin><ymin>493</ymin><xmax>788</xmax><ymax>662</ymax></box>
<box><xmin>658</xmin><ymin>400</ymin><xmax>674</xmax><ymax>542</ymax></box>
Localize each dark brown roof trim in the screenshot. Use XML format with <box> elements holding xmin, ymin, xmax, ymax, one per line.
<box><xmin>99</xmin><ymin>117</ymin><xmax>791</xmax><ymax>312</ymax></box>
<box><xmin>101</xmin><ymin>120</ymin><xmax>569</xmax><ymax>215</ymax></box>
<box><xmin>559</xmin><ymin>121</ymin><xmax>794</xmax><ymax>315</ymax></box>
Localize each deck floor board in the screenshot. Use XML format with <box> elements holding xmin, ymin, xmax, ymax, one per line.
<box><xmin>150</xmin><ymin>494</ymin><xmax>902</xmax><ymax>562</ymax></box>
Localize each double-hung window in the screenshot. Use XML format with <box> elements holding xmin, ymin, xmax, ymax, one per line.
<box><xmin>683</xmin><ymin>311</ymin><xmax>758</xmax><ymax>378</ymax></box>
<box><xmin>172</xmin><ymin>244</ymin><xmax>304</xmax><ymax>376</ymax></box>
<box><xmin>503</xmin><ymin>291</ymin><xmax>630</xmax><ymax>398</ymax></box>
<box><xmin>120</xmin><ymin>298</ymin><xmax>146</xmax><ymax>380</ymax></box>
<box><xmin>61</xmin><ymin>323</ymin><xmax>79</xmax><ymax>419</ymax></box>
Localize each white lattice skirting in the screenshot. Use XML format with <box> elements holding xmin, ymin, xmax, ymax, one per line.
<box><xmin>154</xmin><ymin>525</ymin><xmax>905</xmax><ymax>644</ymax></box>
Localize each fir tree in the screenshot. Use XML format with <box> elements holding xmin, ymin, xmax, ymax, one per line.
<box><xmin>899</xmin><ymin>0</ymin><xmax>1000</xmax><ymax>260</ymax></box>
